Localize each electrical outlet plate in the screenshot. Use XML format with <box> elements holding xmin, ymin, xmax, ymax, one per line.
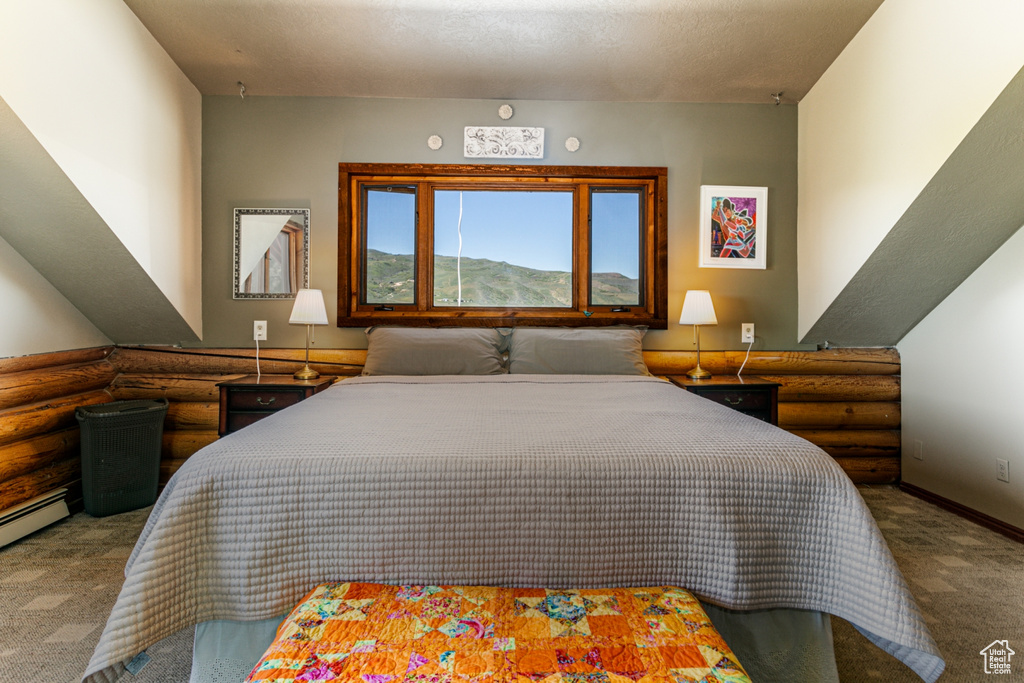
<box><xmin>253</xmin><ymin>320</ymin><xmax>267</xmax><ymax>341</ymax></box>
<box><xmin>741</xmin><ymin>323</ymin><xmax>755</xmax><ymax>344</ymax></box>
<box><xmin>997</xmin><ymin>458</ymin><xmax>1009</xmax><ymax>483</ymax></box>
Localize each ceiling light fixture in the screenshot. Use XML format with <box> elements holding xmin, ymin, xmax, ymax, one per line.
<box><xmin>771</xmin><ymin>92</ymin><xmax>783</xmax><ymax>106</ymax></box>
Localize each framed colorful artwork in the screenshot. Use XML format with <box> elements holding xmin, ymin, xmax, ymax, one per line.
<box><xmin>698</xmin><ymin>185</ymin><xmax>767</xmax><ymax>269</ymax></box>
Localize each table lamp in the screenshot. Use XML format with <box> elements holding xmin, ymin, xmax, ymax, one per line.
<box><xmin>679</xmin><ymin>289</ymin><xmax>717</xmax><ymax>379</ymax></box>
<box><xmin>289</xmin><ymin>288</ymin><xmax>328</xmax><ymax>380</ymax></box>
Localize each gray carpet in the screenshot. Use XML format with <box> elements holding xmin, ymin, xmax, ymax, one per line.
<box><xmin>0</xmin><ymin>506</ymin><xmax>191</xmax><ymax>683</ymax></box>
<box><xmin>832</xmin><ymin>486</ymin><xmax>1023</xmax><ymax>682</ymax></box>
<box><xmin>0</xmin><ymin>485</ymin><xmax>1019</xmax><ymax>682</ymax></box>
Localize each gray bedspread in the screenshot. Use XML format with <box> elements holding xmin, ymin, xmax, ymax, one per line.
<box><xmin>83</xmin><ymin>375</ymin><xmax>944</xmax><ymax>682</ymax></box>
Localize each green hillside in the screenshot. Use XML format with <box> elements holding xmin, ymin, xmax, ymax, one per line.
<box><xmin>365</xmin><ymin>250</ymin><xmax>416</xmax><ymax>303</ymax></box>
<box><xmin>365</xmin><ymin>249</ymin><xmax>638</xmax><ymax>306</ymax></box>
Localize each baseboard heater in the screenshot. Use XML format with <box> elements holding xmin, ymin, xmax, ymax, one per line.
<box><xmin>0</xmin><ymin>488</ymin><xmax>70</xmax><ymax>548</ymax></box>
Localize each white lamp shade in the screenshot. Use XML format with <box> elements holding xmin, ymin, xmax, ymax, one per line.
<box><xmin>679</xmin><ymin>290</ymin><xmax>718</xmax><ymax>326</ymax></box>
<box><xmin>289</xmin><ymin>288</ymin><xmax>329</xmax><ymax>325</ymax></box>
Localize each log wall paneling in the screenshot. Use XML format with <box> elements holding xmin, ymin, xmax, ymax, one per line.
<box><xmin>109</xmin><ymin>346</ymin><xmax>370</xmax><ymax>483</ymax></box>
<box><xmin>159</xmin><ymin>459</ymin><xmax>191</xmax><ymax>484</ymax></box>
<box><xmin>108</xmin><ymin>346</ymin><xmax>902</xmax><ymax>485</ymax></box>
<box><xmin>108</xmin><ymin>374</ymin><xmax>231</xmax><ymax>403</ymax></box>
<box><xmin>0</xmin><ymin>347</ymin><xmax>115</xmax><ymax>512</ymax></box>
<box><xmin>108</xmin><ymin>347</ymin><xmax>370</xmax><ymax>483</ymax></box>
<box><xmin>0</xmin><ymin>458</ymin><xmax>81</xmax><ymax>512</ymax></box>
<box><xmin>0</xmin><ymin>390</ymin><xmax>112</xmax><ymax>447</ymax></box>
<box><xmin>0</xmin><ymin>346</ymin><xmax>113</xmax><ymax>375</ymax></box>
<box><xmin>164</xmin><ymin>402</ymin><xmax>219</xmax><ymax>431</ymax></box>
<box><xmin>111</xmin><ymin>347</ymin><xmax>366</xmax><ymax>377</ymax></box>
<box><xmin>643</xmin><ymin>348</ymin><xmax>900</xmax><ymax>377</ymax></box>
<box><xmin>0</xmin><ymin>345</ymin><xmax>901</xmax><ymax>511</ymax></box>
<box><xmin>643</xmin><ymin>347</ymin><xmax>902</xmax><ymax>484</ymax></box>
<box><xmin>761</xmin><ymin>374</ymin><xmax>901</xmax><ymax>403</ymax></box>
<box><xmin>833</xmin><ymin>457</ymin><xmax>902</xmax><ymax>485</ymax></box>
<box><xmin>161</xmin><ymin>431</ymin><xmax>218</xmax><ymax>462</ymax></box>
<box><xmin>790</xmin><ymin>429</ymin><xmax>901</xmax><ymax>457</ymax></box>
<box><xmin>0</xmin><ymin>428</ymin><xmax>80</xmax><ymax>484</ymax></box>
<box><xmin>0</xmin><ymin>360</ymin><xmax>118</xmax><ymax>411</ymax></box>
<box><xmin>778</xmin><ymin>402</ymin><xmax>901</xmax><ymax>429</ymax></box>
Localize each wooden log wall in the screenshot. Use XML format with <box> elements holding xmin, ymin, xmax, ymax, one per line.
<box><xmin>109</xmin><ymin>345</ymin><xmax>900</xmax><ymax>485</ymax></box>
<box><xmin>108</xmin><ymin>347</ymin><xmax>366</xmax><ymax>483</ymax></box>
<box><xmin>0</xmin><ymin>347</ymin><xmax>116</xmax><ymax>511</ymax></box>
<box><xmin>0</xmin><ymin>345</ymin><xmax>900</xmax><ymax>516</ymax></box>
<box><xmin>645</xmin><ymin>348</ymin><xmax>901</xmax><ymax>483</ymax></box>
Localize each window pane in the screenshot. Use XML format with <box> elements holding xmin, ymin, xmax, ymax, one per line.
<box><xmin>433</xmin><ymin>190</ymin><xmax>573</xmax><ymax>307</ymax></box>
<box><xmin>364</xmin><ymin>186</ymin><xmax>416</xmax><ymax>304</ymax></box>
<box><xmin>590</xmin><ymin>189</ymin><xmax>642</xmax><ymax>306</ymax></box>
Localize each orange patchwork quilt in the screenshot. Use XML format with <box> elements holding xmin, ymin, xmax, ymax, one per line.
<box><xmin>245</xmin><ymin>583</ymin><xmax>750</xmax><ymax>683</ymax></box>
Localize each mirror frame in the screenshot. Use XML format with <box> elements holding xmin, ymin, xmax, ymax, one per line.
<box><xmin>233</xmin><ymin>208</ymin><xmax>310</xmax><ymax>300</ymax></box>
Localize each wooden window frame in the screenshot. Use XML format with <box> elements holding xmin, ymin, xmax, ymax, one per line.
<box><xmin>337</xmin><ymin>163</ymin><xmax>668</xmax><ymax>328</ymax></box>
<box><xmin>244</xmin><ymin>223</ymin><xmax>303</xmax><ymax>294</ymax></box>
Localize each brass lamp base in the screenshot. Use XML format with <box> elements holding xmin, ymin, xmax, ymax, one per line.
<box><xmin>686</xmin><ymin>365</ymin><xmax>712</xmax><ymax>380</ymax></box>
<box><xmin>293</xmin><ymin>365</ymin><xmax>320</xmax><ymax>380</ymax></box>
<box><xmin>685</xmin><ymin>322</ymin><xmax>712</xmax><ymax>379</ymax></box>
<box><xmin>294</xmin><ymin>324</ymin><xmax>319</xmax><ymax>380</ymax></box>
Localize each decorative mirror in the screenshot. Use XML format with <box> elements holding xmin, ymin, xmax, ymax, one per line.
<box><xmin>233</xmin><ymin>208</ymin><xmax>310</xmax><ymax>299</ymax></box>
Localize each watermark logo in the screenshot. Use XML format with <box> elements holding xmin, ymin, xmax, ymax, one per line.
<box><xmin>980</xmin><ymin>640</ymin><xmax>1015</xmax><ymax>675</ymax></box>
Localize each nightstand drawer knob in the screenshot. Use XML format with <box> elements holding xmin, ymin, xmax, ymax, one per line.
<box><xmin>724</xmin><ymin>397</ymin><xmax>744</xmax><ymax>405</ymax></box>
<box><xmin>256</xmin><ymin>396</ymin><xmax>276</xmax><ymax>406</ymax></box>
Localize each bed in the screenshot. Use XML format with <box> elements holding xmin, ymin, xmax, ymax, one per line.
<box><xmin>82</xmin><ymin>329</ymin><xmax>944</xmax><ymax>683</ymax></box>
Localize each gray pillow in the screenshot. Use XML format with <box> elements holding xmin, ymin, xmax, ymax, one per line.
<box><xmin>362</xmin><ymin>327</ymin><xmax>509</xmax><ymax>375</ymax></box>
<box><xmin>508</xmin><ymin>327</ymin><xmax>649</xmax><ymax>375</ymax></box>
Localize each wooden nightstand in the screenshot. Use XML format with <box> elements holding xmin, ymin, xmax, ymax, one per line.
<box><xmin>217</xmin><ymin>375</ymin><xmax>335</xmax><ymax>436</ymax></box>
<box><xmin>666</xmin><ymin>375</ymin><xmax>780</xmax><ymax>425</ymax></box>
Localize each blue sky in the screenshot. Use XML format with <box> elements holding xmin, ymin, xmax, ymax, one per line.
<box><xmin>365</xmin><ymin>188</ymin><xmax>640</xmax><ymax>278</ymax></box>
<box><xmin>590</xmin><ymin>190</ymin><xmax>640</xmax><ymax>278</ymax></box>
<box><xmin>433</xmin><ymin>190</ymin><xmax>572</xmax><ymax>272</ymax></box>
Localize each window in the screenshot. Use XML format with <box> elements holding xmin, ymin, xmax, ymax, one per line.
<box><xmin>338</xmin><ymin>163</ymin><xmax>667</xmax><ymax>328</ymax></box>
<box><xmin>363</xmin><ymin>186</ymin><xmax>416</xmax><ymax>305</ymax></box>
<box><xmin>243</xmin><ymin>221</ymin><xmax>303</xmax><ymax>294</ymax></box>
<box><xmin>432</xmin><ymin>189</ymin><xmax>574</xmax><ymax>307</ymax></box>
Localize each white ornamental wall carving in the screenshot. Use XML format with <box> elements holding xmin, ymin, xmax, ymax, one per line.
<box><xmin>464</xmin><ymin>126</ymin><xmax>544</xmax><ymax>159</ymax></box>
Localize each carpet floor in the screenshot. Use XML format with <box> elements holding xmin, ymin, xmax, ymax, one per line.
<box><xmin>0</xmin><ymin>485</ymin><xmax>1019</xmax><ymax>682</ymax></box>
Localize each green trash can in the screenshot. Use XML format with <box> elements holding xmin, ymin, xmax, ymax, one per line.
<box><xmin>75</xmin><ymin>399</ymin><xmax>168</xmax><ymax>517</ymax></box>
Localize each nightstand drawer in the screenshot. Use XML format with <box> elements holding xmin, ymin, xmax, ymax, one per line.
<box><xmin>217</xmin><ymin>375</ymin><xmax>336</xmax><ymax>436</ymax></box>
<box><xmin>697</xmin><ymin>389</ymin><xmax>770</xmax><ymax>411</ymax></box>
<box><xmin>733</xmin><ymin>408</ymin><xmax>773</xmax><ymax>423</ymax></box>
<box><xmin>227</xmin><ymin>388</ymin><xmax>304</xmax><ymax>412</ymax></box>
<box><xmin>665</xmin><ymin>375</ymin><xmax>780</xmax><ymax>426</ymax></box>
<box><xmin>225</xmin><ymin>411</ymin><xmax>276</xmax><ymax>433</ymax></box>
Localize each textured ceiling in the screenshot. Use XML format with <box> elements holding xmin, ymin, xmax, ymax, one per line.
<box><xmin>123</xmin><ymin>0</ymin><xmax>883</xmax><ymax>103</ymax></box>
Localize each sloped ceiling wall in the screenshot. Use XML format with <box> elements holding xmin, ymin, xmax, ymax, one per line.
<box><xmin>0</xmin><ymin>0</ymin><xmax>202</xmax><ymax>346</ymax></box>
<box><xmin>803</xmin><ymin>67</ymin><xmax>1024</xmax><ymax>346</ymax></box>
<box><xmin>0</xmin><ymin>98</ymin><xmax>199</xmax><ymax>344</ymax></box>
<box><xmin>797</xmin><ymin>0</ymin><xmax>1024</xmax><ymax>347</ymax></box>
<box><xmin>0</xmin><ymin>229</ymin><xmax>112</xmax><ymax>357</ymax></box>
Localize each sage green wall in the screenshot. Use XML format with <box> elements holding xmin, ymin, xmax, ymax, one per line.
<box><xmin>199</xmin><ymin>96</ymin><xmax>807</xmax><ymax>352</ymax></box>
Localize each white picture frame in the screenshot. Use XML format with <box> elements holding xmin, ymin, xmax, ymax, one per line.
<box><xmin>698</xmin><ymin>185</ymin><xmax>767</xmax><ymax>269</ymax></box>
